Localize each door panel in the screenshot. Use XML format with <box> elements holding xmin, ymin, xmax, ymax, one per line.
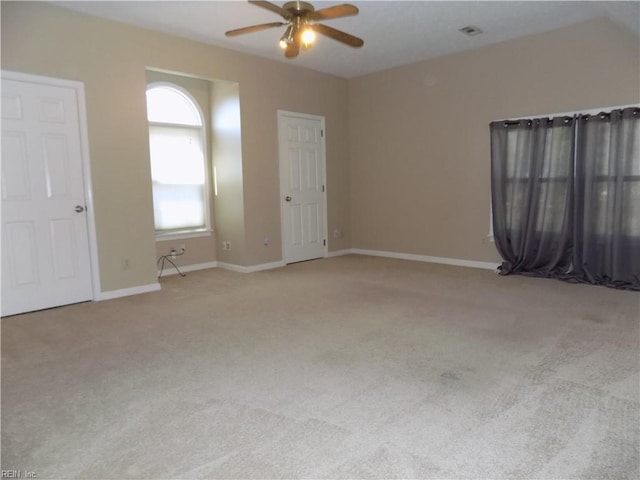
<box><xmin>38</xmin><ymin>97</ymin><xmax>66</xmax><ymax>123</ymax></box>
<box><xmin>42</xmin><ymin>134</ymin><xmax>72</xmax><ymax>198</ymax></box>
<box><xmin>1</xmin><ymin>77</ymin><xmax>93</xmax><ymax>316</ymax></box>
<box><xmin>6</xmin><ymin>221</ymin><xmax>39</xmax><ymax>286</ymax></box>
<box><xmin>1</xmin><ymin>92</ymin><xmax>23</xmax><ymax>119</ymax></box>
<box><xmin>1</xmin><ymin>132</ymin><xmax>30</xmax><ymax>200</ymax></box>
<box><xmin>279</xmin><ymin>112</ymin><xmax>326</xmax><ymax>264</ymax></box>
<box><xmin>50</xmin><ymin>219</ymin><xmax>79</xmax><ymax>280</ymax></box>
<box><xmin>290</xmin><ymin>205</ymin><xmax>303</xmax><ymax>246</ymax></box>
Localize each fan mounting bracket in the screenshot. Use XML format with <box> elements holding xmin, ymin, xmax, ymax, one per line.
<box><xmin>282</xmin><ymin>1</ymin><xmax>315</xmax><ymax>16</ymax></box>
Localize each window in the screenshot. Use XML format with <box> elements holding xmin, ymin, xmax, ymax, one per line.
<box><xmin>490</xmin><ymin>106</ymin><xmax>640</xmax><ymax>289</ymax></box>
<box><xmin>146</xmin><ymin>84</ymin><xmax>210</xmax><ymax>237</ymax></box>
<box><xmin>586</xmin><ymin>115</ymin><xmax>640</xmax><ymax>237</ymax></box>
<box><xmin>489</xmin><ymin>105</ymin><xmax>640</xmax><ymax>241</ymax></box>
<box><xmin>503</xmin><ymin>118</ymin><xmax>573</xmax><ymax>236</ymax></box>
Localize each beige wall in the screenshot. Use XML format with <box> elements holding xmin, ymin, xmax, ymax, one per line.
<box><xmin>3</xmin><ymin>3</ymin><xmax>638</xmax><ymax>295</ymax></box>
<box><xmin>211</xmin><ymin>80</ymin><xmax>246</xmax><ymax>266</ymax></box>
<box><xmin>348</xmin><ymin>18</ymin><xmax>640</xmax><ymax>263</ymax></box>
<box><xmin>1</xmin><ymin>1</ymin><xmax>351</xmax><ymax>291</ymax></box>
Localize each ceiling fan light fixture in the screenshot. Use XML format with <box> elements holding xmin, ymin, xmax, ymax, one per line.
<box><xmin>226</xmin><ymin>1</ymin><xmax>364</xmax><ymax>59</ymax></box>
<box><xmin>301</xmin><ymin>26</ymin><xmax>316</xmax><ymax>48</ymax></box>
<box><xmin>279</xmin><ymin>24</ymin><xmax>295</xmax><ymax>48</ymax></box>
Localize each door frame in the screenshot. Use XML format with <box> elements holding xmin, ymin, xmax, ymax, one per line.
<box><xmin>277</xmin><ymin>110</ymin><xmax>328</xmax><ymax>264</ymax></box>
<box><xmin>2</xmin><ymin>70</ymin><xmax>101</xmax><ymax>301</ymax></box>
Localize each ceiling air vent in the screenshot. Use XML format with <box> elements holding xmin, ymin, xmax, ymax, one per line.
<box><xmin>459</xmin><ymin>25</ymin><xmax>483</xmax><ymax>36</ymax></box>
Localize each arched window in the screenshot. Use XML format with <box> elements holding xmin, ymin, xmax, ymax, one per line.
<box><xmin>146</xmin><ymin>84</ymin><xmax>210</xmax><ymax>236</ymax></box>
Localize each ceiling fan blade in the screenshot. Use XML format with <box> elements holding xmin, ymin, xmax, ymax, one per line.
<box><xmin>225</xmin><ymin>22</ymin><xmax>287</xmax><ymax>37</ymax></box>
<box><xmin>313</xmin><ymin>23</ymin><xmax>364</xmax><ymax>48</ymax></box>
<box><xmin>249</xmin><ymin>0</ymin><xmax>293</xmax><ymax>20</ymax></box>
<box><xmin>310</xmin><ymin>4</ymin><xmax>359</xmax><ymax>21</ymax></box>
<box><xmin>284</xmin><ymin>39</ymin><xmax>300</xmax><ymax>58</ymax></box>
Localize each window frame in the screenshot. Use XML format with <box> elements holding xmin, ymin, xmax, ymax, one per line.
<box><xmin>146</xmin><ymin>82</ymin><xmax>213</xmax><ymax>241</ymax></box>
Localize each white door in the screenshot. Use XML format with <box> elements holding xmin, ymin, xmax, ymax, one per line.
<box><xmin>1</xmin><ymin>76</ymin><xmax>94</xmax><ymax>316</ymax></box>
<box><xmin>278</xmin><ymin>111</ymin><xmax>327</xmax><ymax>264</ymax></box>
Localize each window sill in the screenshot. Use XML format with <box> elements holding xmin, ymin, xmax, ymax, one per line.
<box><xmin>155</xmin><ymin>229</ymin><xmax>213</xmax><ymax>242</ymax></box>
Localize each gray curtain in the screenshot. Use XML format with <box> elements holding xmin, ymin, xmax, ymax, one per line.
<box><xmin>490</xmin><ymin>107</ymin><xmax>639</xmax><ymax>290</ymax></box>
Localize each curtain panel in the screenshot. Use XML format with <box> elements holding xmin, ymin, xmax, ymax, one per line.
<box><xmin>490</xmin><ymin>107</ymin><xmax>639</xmax><ymax>290</ymax></box>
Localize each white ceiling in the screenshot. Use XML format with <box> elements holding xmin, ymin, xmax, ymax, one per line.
<box><xmin>52</xmin><ymin>0</ymin><xmax>640</xmax><ymax>78</ymax></box>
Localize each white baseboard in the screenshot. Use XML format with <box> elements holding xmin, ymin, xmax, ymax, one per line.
<box><xmin>95</xmin><ymin>282</ymin><xmax>161</xmax><ymax>301</ymax></box>
<box><xmin>350</xmin><ymin>248</ymin><xmax>499</xmax><ymax>271</ymax></box>
<box><xmin>217</xmin><ymin>260</ymin><xmax>286</xmax><ymax>273</ymax></box>
<box><xmin>327</xmin><ymin>249</ymin><xmax>353</xmax><ymax>258</ymax></box>
<box><xmin>99</xmin><ymin>251</ymin><xmax>495</xmax><ymax>302</ymax></box>
<box><xmin>158</xmin><ymin>261</ymin><xmax>217</xmax><ymax>277</ymax></box>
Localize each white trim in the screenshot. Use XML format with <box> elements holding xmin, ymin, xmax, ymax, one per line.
<box><xmin>158</xmin><ymin>261</ymin><xmax>217</xmax><ymax>277</ymax></box>
<box><xmin>217</xmin><ymin>261</ymin><xmax>285</xmax><ymax>273</ymax></box>
<box><xmin>277</xmin><ymin>110</ymin><xmax>328</xmax><ymax>264</ymax></box>
<box><xmin>95</xmin><ymin>282</ymin><xmax>161</xmax><ymax>301</ymax></box>
<box><xmin>76</xmin><ymin>80</ymin><xmax>103</xmax><ymax>301</ymax></box>
<box><xmin>155</xmin><ymin>229</ymin><xmax>213</xmax><ymax>242</ymax></box>
<box><xmin>1</xmin><ymin>70</ymin><xmax>103</xmax><ymax>301</ymax></box>
<box><xmin>2</xmin><ymin>70</ymin><xmax>81</xmax><ymax>89</ymax></box>
<box><xmin>351</xmin><ymin>249</ymin><xmax>499</xmax><ymax>271</ymax></box>
<box><xmin>327</xmin><ymin>249</ymin><xmax>353</xmax><ymax>258</ymax></box>
<box><xmin>216</xmin><ymin>263</ymin><xmax>246</xmax><ymax>273</ymax></box>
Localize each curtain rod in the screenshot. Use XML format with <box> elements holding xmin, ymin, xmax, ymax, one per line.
<box><xmin>495</xmin><ymin>103</ymin><xmax>639</xmax><ymax>124</ymax></box>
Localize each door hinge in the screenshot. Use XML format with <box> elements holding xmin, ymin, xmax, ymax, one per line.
<box><xmin>321</xmin><ymin>129</ymin><xmax>324</xmax><ymax>137</ymax></box>
<box><xmin>324</xmin><ymin>239</ymin><xmax>326</xmax><ymax>246</ymax></box>
<box><xmin>322</xmin><ymin>185</ymin><xmax>325</xmax><ymax>192</ymax></box>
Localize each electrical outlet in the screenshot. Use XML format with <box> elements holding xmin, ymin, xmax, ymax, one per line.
<box><xmin>263</xmin><ymin>236</ymin><xmax>270</xmax><ymax>247</ymax></box>
<box><xmin>178</xmin><ymin>243</ymin><xmax>185</xmax><ymax>253</ymax></box>
<box><xmin>122</xmin><ymin>258</ymin><xmax>130</xmax><ymax>270</ymax></box>
<box><xmin>333</xmin><ymin>229</ymin><xmax>340</xmax><ymax>239</ymax></box>
<box><xmin>223</xmin><ymin>241</ymin><xmax>231</xmax><ymax>250</ymax></box>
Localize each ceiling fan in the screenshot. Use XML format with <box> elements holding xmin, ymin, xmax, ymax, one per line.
<box><xmin>225</xmin><ymin>0</ymin><xmax>364</xmax><ymax>58</ymax></box>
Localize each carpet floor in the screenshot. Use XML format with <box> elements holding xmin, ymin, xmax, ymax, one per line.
<box><xmin>2</xmin><ymin>255</ymin><xmax>639</xmax><ymax>479</ymax></box>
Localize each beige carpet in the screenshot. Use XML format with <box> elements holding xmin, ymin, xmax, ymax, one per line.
<box><xmin>2</xmin><ymin>254</ymin><xmax>639</xmax><ymax>479</ymax></box>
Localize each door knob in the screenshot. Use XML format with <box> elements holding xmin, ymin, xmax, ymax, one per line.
<box><xmin>285</xmin><ymin>196</ymin><xmax>292</xmax><ymax>202</ymax></box>
<box><xmin>74</xmin><ymin>205</ymin><xmax>85</xmax><ymax>213</ymax></box>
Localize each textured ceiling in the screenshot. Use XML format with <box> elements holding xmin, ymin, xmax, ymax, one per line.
<box><xmin>53</xmin><ymin>1</ymin><xmax>640</xmax><ymax>78</ymax></box>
